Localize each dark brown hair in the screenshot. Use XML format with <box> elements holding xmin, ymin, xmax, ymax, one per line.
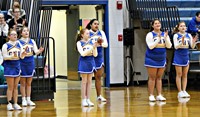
<box><xmin>86</xmin><ymin>19</ymin><xmax>98</xmax><ymax>30</ymax></box>
<box><xmin>150</xmin><ymin>19</ymin><xmax>161</xmax><ymax>31</ymax></box>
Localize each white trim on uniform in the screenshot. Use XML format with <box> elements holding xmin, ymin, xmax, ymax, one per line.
<box><xmin>172</xmin><ymin>61</ymin><xmax>189</xmax><ymax>67</ymax></box>
<box><xmin>96</xmin><ymin>63</ymin><xmax>104</xmax><ymax>70</ymax></box>
<box><xmin>21</xmin><ymin>70</ymin><xmax>35</xmax><ymax>77</ymax></box>
<box><xmin>78</xmin><ymin>67</ymin><xmax>96</xmax><ymax>74</ymax></box>
<box><xmin>144</xmin><ymin>63</ymin><xmax>166</xmax><ymax>68</ymax></box>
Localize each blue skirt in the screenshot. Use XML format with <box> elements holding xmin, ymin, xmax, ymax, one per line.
<box><xmin>144</xmin><ymin>48</ymin><xmax>166</xmax><ymax>68</ymax></box>
<box><xmin>173</xmin><ymin>54</ymin><xmax>189</xmax><ymax>66</ymax></box>
<box><xmin>94</xmin><ymin>54</ymin><xmax>104</xmax><ymax>70</ymax></box>
<box><xmin>20</xmin><ymin>61</ymin><xmax>35</xmax><ymax>77</ymax></box>
<box><xmin>78</xmin><ymin>56</ymin><xmax>96</xmax><ymax>74</ymax></box>
<box><xmin>3</xmin><ymin>61</ymin><xmax>21</xmax><ymax>77</ymax></box>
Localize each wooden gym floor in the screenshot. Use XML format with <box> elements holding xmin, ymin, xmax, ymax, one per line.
<box><xmin>1</xmin><ymin>78</ymin><xmax>200</xmax><ymax>117</ymax></box>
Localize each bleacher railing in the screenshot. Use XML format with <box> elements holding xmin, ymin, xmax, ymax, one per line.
<box><xmin>166</xmin><ymin>6</ymin><xmax>180</xmax><ymax>33</ymax></box>
<box><xmin>0</xmin><ymin>37</ymin><xmax>56</xmax><ymax>103</ymax></box>
<box><xmin>128</xmin><ymin>0</ymin><xmax>180</xmax><ymax>34</ymax></box>
<box><xmin>32</xmin><ymin>37</ymin><xmax>56</xmax><ymax>100</ymax></box>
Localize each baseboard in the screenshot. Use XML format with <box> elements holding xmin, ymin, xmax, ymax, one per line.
<box><xmin>56</xmin><ymin>75</ymin><xmax>67</xmax><ymax>79</ymax></box>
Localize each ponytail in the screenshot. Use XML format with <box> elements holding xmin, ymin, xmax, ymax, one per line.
<box><xmin>75</xmin><ymin>33</ymin><xmax>82</xmax><ymax>43</ymax></box>
<box><xmin>75</xmin><ymin>28</ymin><xmax>88</xmax><ymax>50</ymax></box>
<box><xmin>172</xmin><ymin>25</ymin><xmax>179</xmax><ymax>34</ymax></box>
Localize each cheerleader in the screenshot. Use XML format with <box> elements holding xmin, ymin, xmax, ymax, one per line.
<box><xmin>86</xmin><ymin>19</ymin><xmax>108</xmax><ymax>102</ymax></box>
<box><xmin>173</xmin><ymin>21</ymin><xmax>197</xmax><ymax>98</ymax></box>
<box><xmin>2</xmin><ymin>29</ymin><xmax>26</xmax><ymax>110</ymax></box>
<box><xmin>19</xmin><ymin>27</ymin><xmax>44</xmax><ymax>106</ymax></box>
<box><xmin>76</xmin><ymin>28</ymin><xmax>98</xmax><ymax>106</ymax></box>
<box><xmin>144</xmin><ymin>19</ymin><xmax>172</xmax><ymax>101</ymax></box>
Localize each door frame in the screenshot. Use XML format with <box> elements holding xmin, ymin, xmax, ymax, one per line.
<box><xmin>42</xmin><ymin>0</ymin><xmax>110</xmax><ymax>87</ymax></box>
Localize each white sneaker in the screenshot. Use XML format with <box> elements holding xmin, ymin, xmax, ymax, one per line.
<box><xmin>156</xmin><ymin>95</ymin><xmax>166</xmax><ymax>101</ymax></box>
<box><xmin>177</xmin><ymin>91</ymin><xmax>186</xmax><ymax>98</ymax></box>
<box><xmin>27</xmin><ymin>100</ymin><xmax>36</xmax><ymax>106</ymax></box>
<box><xmin>86</xmin><ymin>99</ymin><xmax>94</xmax><ymax>106</ymax></box>
<box><xmin>183</xmin><ymin>91</ymin><xmax>190</xmax><ymax>98</ymax></box>
<box><xmin>149</xmin><ymin>95</ymin><xmax>156</xmax><ymax>102</ymax></box>
<box><xmin>82</xmin><ymin>99</ymin><xmax>88</xmax><ymax>107</ymax></box>
<box><xmin>7</xmin><ymin>103</ymin><xmax>14</xmax><ymax>111</ymax></box>
<box><xmin>13</xmin><ymin>104</ymin><xmax>22</xmax><ymax>110</ymax></box>
<box><xmin>97</xmin><ymin>95</ymin><xmax>107</xmax><ymax>102</ymax></box>
<box><xmin>22</xmin><ymin>100</ymin><xmax>27</xmax><ymax>107</ymax></box>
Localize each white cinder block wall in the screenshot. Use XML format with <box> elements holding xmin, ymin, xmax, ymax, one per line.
<box><xmin>109</xmin><ymin>0</ymin><xmax>124</xmax><ymax>84</ymax></box>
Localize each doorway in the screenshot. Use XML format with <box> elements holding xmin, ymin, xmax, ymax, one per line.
<box><xmin>66</xmin><ymin>5</ymin><xmax>106</xmax><ymax>81</ymax></box>
<box><xmin>50</xmin><ymin>5</ymin><xmax>106</xmax><ymax>84</ymax></box>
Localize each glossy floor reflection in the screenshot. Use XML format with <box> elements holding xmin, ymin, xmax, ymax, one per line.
<box><xmin>0</xmin><ymin>79</ymin><xmax>200</xmax><ymax>117</ymax></box>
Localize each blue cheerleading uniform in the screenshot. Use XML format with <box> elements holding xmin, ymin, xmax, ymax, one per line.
<box><xmin>173</xmin><ymin>33</ymin><xmax>195</xmax><ymax>66</ymax></box>
<box><xmin>19</xmin><ymin>38</ymin><xmax>40</xmax><ymax>77</ymax></box>
<box><xmin>144</xmin><ymin>31</ymin><xmax>172</xmax><ymax>68</ymax></box>
<box><xmin>77</xmin><ymin>40</ymin><xmax>97</xmax><ymax>74</ymax></box>
<box><xmin>89</xmin><ymin>30</ymin><xmax>108</xmax><ymax>69</ymax></box>
<box><xmin>2</xmin><ymin>41</ymin><xmax>23</xmax><ymax>77</ymax></box>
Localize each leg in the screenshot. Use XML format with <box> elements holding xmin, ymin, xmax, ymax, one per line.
<box><xmin>94</xmin><ymin>67</ymin><xmax>104</xmax><ymax>97</ymax></box>
<box><xmin>6</xmin><ymin>77</ymin><xmax>14</xmax><ymax>103</ymax></box>
<box><xmin>86</xmin><ymin>73</ymin><xmax>94</xmax><ymax>106</ymax></box>
<box><xmin>175</xmin><ymin>66</ymin><xmax>183</xmax><ymax>92</ymax></box>
<box><xmin>86</xmin><ymin>74</ymin><xmax>93</xmax><ymax>99</ymax></box>
<box><xmin>147</xmin><ymin>67</ymin><xmax>157</xmax><ymax>95</ymax></box>
<box><xmin>182</xmin><ymin>65</ymin><xmax>189</xmax><ymax>91</ymax></box>
<box><xmin>156</xmin><ymin>68</ymin><xmax>165</xmax><ymax>95</ymax></box>
<box><xmin>26</xmin><ymin>77</ymin><xmax>36</xmax><ymax>106</ymax></box>
<box><xmin>26</xmin><ymin>78</ymin><xmax>33</xmax><ymax>97</ymax></box>
<box><xmin>13</xmin><ymin>77</ymin><xmax>20</xmax><ymax>104</ymax></box>
<box><xmin>20</xmin><ymin>78</ymin><xmax>26</xmax><ymax>98</ymax></box>
<box><xmin>81</xmin><ymin>74</ymin><xmax>88</xmax><ymax>106</ymax></box>
<box><xmin>13</xmin><ymin>76</ymin><xmax>22</xmax><ymax>110</ymax></box>
<box><xmin>81</xmin><ymin>74</ymin><xmax>88</xmax><ymax>99</ymax></box>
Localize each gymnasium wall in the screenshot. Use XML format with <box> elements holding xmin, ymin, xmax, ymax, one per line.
<box><xmin>109</xmin><ymin>0</ymin><xmax>124</xmax><ymax>84</ymax></box>
<box><xmin>49</xmin><ymin>6</ymin><xmax>96</xmax><ymax>77</ymax></box>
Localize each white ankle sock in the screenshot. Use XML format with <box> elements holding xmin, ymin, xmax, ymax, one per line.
<box><xmin>27</xmin><ymin>97</ymin><xmax>31</xmax><ymax>101</ymax></box>
<box><xmin>22</xmin><ymin>97</ymin><xmax>26</xmax><ymax>101</ymax></box>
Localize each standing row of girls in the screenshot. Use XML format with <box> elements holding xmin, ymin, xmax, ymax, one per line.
<box><xmin>3</xmin><ymin>27</ymin><xmax>44</xmax><ymax>111</ymax></box>
<box><xmin>76</xmin><ymin>19</ymin><xmax>108</xmax><ymax>106</ymax></box>
<box><xmin>145</xmin><ymin>19</ymin><xmax>197</xmax><ymax>102</ymax></box>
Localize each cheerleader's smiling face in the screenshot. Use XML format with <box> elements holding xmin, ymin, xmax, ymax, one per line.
<box><xmin>81</xmin><ymin>29</ymin><xmax>90</xmax><ymax>41</ymax></box>
<box><xmin>91</xmin><ymin>20</ymin><xmax>99</xmax><ymax>32</ymax></box>
<box><xmin>152</xmin><ymin>20</ymin><xmax>161</xmax><ymax>31</ymax></box>
<box><xmin>21</xmin><ymin>27</ymin><xmax>30</xmax><ymax>38</ymax></box>
<box><xmin>178</xmin><ymin>22</ymin><xmax>186</xmax><ymax>33</ymax></box>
